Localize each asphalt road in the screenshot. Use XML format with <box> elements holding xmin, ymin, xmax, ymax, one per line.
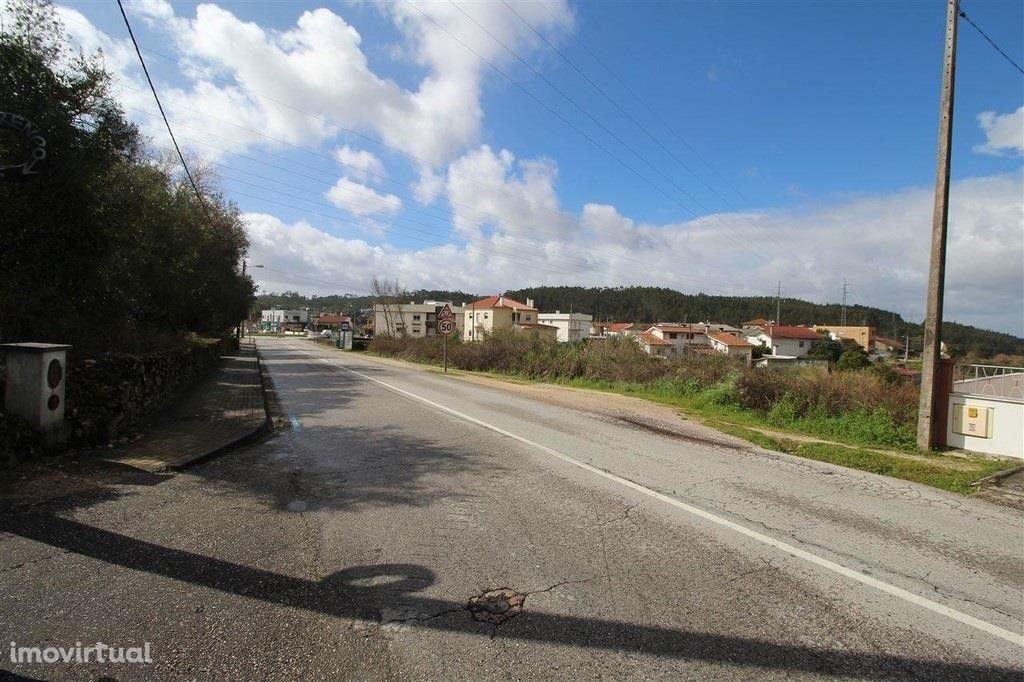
<box><xmin>1</xmin><ymin>336</ymin><xmax>1022</xmax><ymax>680</ymax></box>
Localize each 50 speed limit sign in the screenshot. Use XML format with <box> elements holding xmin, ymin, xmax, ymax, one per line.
<box><xmin>437</xmin><ymin>319</ymin><xmax>455</xmax><ymax>336</ymax></box>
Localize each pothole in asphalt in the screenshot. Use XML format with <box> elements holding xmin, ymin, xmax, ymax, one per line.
<box><xmin>467</xmin><ymin>588</ymin><xmax>526</xmax><ymax>625</ymax></box>
<box><xmin>286</xmin><ymin>499</ymin><xmax>308</xmax><ymax>512</ymax></box>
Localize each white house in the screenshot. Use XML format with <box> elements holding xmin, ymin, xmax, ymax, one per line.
<box><xmin>373</xmin><ymin>300</ymin><xmax>464</xmax><ymax>338</ymax></box>
<box><xmin>707</xmin><ymin>332</ymin><xmax>753</xmax><ymax>364</ymax></box>
<box><xmin>537</xmin><ymin>311</ymin><xmax>593</xmax><ymax>343</ymax></box>
<box><xmin>646</xmin><ymin>324</ymin><xmax>709</xmax><ymax>354</ymax></box>
<box><xmin>261</xmin><ymin>308</ymin><xmax>308</xmax><ymax>331</ymax></box>
<box><xmin>635</xmin><ymin>331</ymin><xmax>674</xmax><ymax>356</ymax></box>
<box><xmin>743</xmin><ymin>325</ymin><xmax>820</xmax><ymax>357</ymax></box>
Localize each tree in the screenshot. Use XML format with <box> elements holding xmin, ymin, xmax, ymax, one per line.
<box><xmin>371</xmin><ymin>277</ymin><xmax>407</xmax><ymax>337</ymax></box>
<box><xmin>806</xmin><ymin>336</ymin><xmax>844</xmax><ymax>363</ymax></box>
<box><xmin>836</xmin><ymin>348</ymin><xmax>871</xmax><ymax>371</ymax></box>
<box><xmin>0</xmin><ymin>0</ymin><xmax>253</xmax><ymax>352</ymax></box>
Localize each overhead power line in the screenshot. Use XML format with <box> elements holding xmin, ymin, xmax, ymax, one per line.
<box><xmin>958</xmin><ymin>6</ymin><xmax>1024</xmax><ymax>76</ymax></box>
<box><xmin>531</xmin><ymin>0</ymin><xmax>750</xmax><ymax>206</ymax></box>
<box><xmin>116</xmin><ymin>0</ymin><xmax>214</xmax><ymax>224</ymax></box>
<box><xmin>501</xmin><ymin>0</ymin><xmax>739</xmax><ymax>212</ymax></box>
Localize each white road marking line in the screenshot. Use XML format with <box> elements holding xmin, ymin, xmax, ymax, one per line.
<box><xmin>285</xmin><ymin>342</ymin><xmax>1024</xmax><ymax>648</ymax></box>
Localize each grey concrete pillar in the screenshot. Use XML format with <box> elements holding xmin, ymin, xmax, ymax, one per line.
<box><xmin>2</xmin><ymin>343</ymin><xmax>72</xmax><ymax>446</ymax></box>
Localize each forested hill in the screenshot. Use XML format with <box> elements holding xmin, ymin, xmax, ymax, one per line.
<box><xmin>254</xmin><ymin>286</ymin><xmax>1024</xmax><ymax>357</ymax></box>
<box><xmin>504</xmin><ymin>286</ymin><xmax>1024</xmax><ymax>357</ymax></box>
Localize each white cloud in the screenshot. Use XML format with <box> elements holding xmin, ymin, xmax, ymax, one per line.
<box><xmin>119</xmin><ymin>0</ymin><xmax>573</xmax><ymax>189</ymax></box>
<box><xmin>334</xmin><ymin>145</ymin><xmax>385</xmax><ymax>183</ymax></box>
<box><xmin>975</xmin><ymin>106</ymin><xmax>1024</xmax><ymax>156</ymax></box>
<box><xmin>325</xmin><ymin>177</ymin><xmax>401</xmax><ymax>216</ymax></box>
<box><xmin>446</xmin><ymin>146</ymin><xmax>576</xmax><ymax>241</ymax></box>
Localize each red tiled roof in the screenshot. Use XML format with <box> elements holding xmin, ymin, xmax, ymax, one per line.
<box><xmin>708</xmin><ymin>332</ymin><xmax>752</xmax><ymax>347</ymax></box>
<box><xmin>469</xmin><ymin>295</ymin><xmax>535</xmax><ymax>310</ymax></box>
<box><xmin>636</xmin><ymin>331</ymin><xmax>673</xmax><ymax>346</ymax></box>
<box><xmin>317</xmin><ymin>313</ymin><xmax>349</xmax><ymax>325</ymax></box>
<box><xmin>744</xmin><ymin>318</ymin><xmax>771</xmax><ymax>326</ymax></box>
<box><xmin>607</xmin><ymin>322</ymin><xmax>635</xmax><ymax>332</ymax></box>
<box><xmin>758</xmin><ymin>325</ymin><xmax>820</xmax><ymax>340</ymax></box>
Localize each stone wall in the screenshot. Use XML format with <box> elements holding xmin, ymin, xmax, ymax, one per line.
<box><xmin>1</xmin><ymin>337</ymin><xmax>238</xmax><ymax>457</ymax></box>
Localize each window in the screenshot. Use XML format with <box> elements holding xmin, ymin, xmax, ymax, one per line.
<box><xmin>799</xmin><ymin>341</ymin><xmax>805</xmax><ymax>348</ymax></box>
<box><xmin>413</xmin><ymin>314</ymin><xmax>421</xmax><ymax>321</ymax></box>
<box><xmin>668</xmin><ymin>332</ymin><xmax>677</xmax><ymax>339</ymax></box>
<box><xmin>525</xmin><ymin>314</ymin><xmax>532</xmax><ymax>321</ymax></box>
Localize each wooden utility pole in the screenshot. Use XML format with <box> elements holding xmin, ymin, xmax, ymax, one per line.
<box><xmin>917</xmin><ymin>0</ymin><xmax>959</xmax><ymax>449</ymax></box>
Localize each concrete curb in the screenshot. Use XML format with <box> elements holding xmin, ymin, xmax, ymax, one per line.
<box><xmin>167</xmin><ymin>341</ymin><xmax>274</xmax><ymax>471</ymax></box>
<box><xmin>970</xmin><ymin>464</ymin><xmax>1024</xmax><ymax>487</ymax></box>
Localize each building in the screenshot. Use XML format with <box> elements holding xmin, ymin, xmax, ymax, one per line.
<box><xmin>699</xmin><ymin>321</ymin><xmax>744</xmax><ymax>336</ymax></box>
<box><xmin>635</xmin><ymin>331</ymin><xmax>673</xmax><ymax>356</ymax></box>
<box><xmin>596</xmin><ymin>322</ymin><xmax>642</xmax><ymax>337</ymax></box>
<box><xmin>707</xmin><ymin>332</ymin><xmax>753</xmax><ymax>364</ymax></box>
<box><xmin>513</xmin><ymin>323</ymin><xmax>559</xmax><ymax>341</ymax></box>
<box><xmin>537</xmin><ymin>311</ymin><xmax>593</xmax><ymax>343</ymax></box>
<box><xmin>314</xmin><ymin>313</ymin><xmax>350</xmax><ymax>332</ymax></box>
<box><xmin>261</xmin><ymin>308</ymin><xmax>308</xmax><ymax>332</ymax></box>
<box><xmin>814</xmin><ymin>325</ymin><xmax>876</xmax><ymax>352</ymax></box>
<box><xmin>874</xmin><ymin>336</ymin><xmax>906</xmax><ymax>358</ymax></box>
<box><xmin>743</xmin><ymin>318</ymin><xmax>772</xmax><ymax>330</ymax></box>
<box><xmin>646</xmin><ymin>324</ymin><xmax>709</xmax><ymax>354</ymax></box>
<box><xmin>373</xmin><ymin>300</ymin><xmax>464</xmax><ymax>338</ymax></box>
<box><xmin>463</xmin><ymin>296</ymin><xmax>539</xmax><ymax>341</ymax></box>
<box><xmin>744</xmin><ymin>324</ymin><xmax>820</xmax><ymax>357</ymax></box>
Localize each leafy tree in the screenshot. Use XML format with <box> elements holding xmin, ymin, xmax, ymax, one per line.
<box><xmin>836</xmin><ymin>348</ymin><xmax>871</xmax><ymax>371</ymax></box>
<box><xmin>0</xmin><ymin>1</ymin><xmax>253</xmax><ymax>352</ymax></box>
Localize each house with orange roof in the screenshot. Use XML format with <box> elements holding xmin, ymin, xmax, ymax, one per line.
<box><xmin>635</xmin><ymin>330</ymin><xmax>674</xmax><ymax>357</ymax></box>
<box><xmin>463</xmin><ymin>295</ymin><xmax>554</xmax><ymax>341</ymax></box>
<box><xmin>707</xmin><ymin>331</ymin><xmax>753</xmax><ymax>364</ymax></box>
<box><xmin>646</xmin><ymin>323</ymin><xmax>709</xmax><ymax>354</ymax></box>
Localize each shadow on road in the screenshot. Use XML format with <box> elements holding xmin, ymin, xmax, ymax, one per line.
<box><xmin>0</xmin><ymin>513</ymin><xmax>1017</xmax><ymax>680</ymax></box>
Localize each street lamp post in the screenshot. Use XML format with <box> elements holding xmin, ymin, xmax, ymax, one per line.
<box><xmin>239</xmin><ymin>261</ymin><xmax>263</xmax><ymax>341</ymax></box>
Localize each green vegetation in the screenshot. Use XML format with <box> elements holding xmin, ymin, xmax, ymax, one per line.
<box><xmin>371</xmin><ymin>333</ymin><xmax>917</xmax><ymax>449</ymax></box>
<box><xmin>368</xmin><ymin>333</ymin><xmax>1019</xmax><ymax>493</ymax></box>
<box><xmin>1</xmin><ymin>1</ymin><xmax>253</xmax><ymax>354</ymax></box>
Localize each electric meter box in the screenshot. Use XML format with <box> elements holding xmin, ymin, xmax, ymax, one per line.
<box><xmin>951</xmin><ymin>403</ymin><xmax>993</xmax><ymax>438</ymax></box>
<box><xmin>1</xmin><ymin>342</ymin><xmax>71</xmax><ymax>444</ymax></box>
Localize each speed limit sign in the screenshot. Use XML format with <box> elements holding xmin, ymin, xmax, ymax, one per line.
<box><xmin>438</xmin><ymin>319</ymin><xmax>455</xmax><ymax>336</ymax></box>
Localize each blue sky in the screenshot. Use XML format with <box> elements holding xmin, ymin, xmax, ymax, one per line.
<box><xmin>40</xmin><ymin>1</ymin><xmax>1024</xmax><ymax>334</ymax></box>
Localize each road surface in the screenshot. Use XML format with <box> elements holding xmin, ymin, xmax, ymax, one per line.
<box><xmin>1</xmin><ymin>336</ymin><xmax>1021</xmax><ymax>679</ymax></box>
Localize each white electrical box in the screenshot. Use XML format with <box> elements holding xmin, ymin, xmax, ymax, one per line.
<box><xmin>951</xmin><ymin>403</ymin><xmax>993</xmax><ymax>438</ymax></box>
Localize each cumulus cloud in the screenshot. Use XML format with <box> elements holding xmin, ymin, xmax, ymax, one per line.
<box><xmin>119</xmin><ymin>0</ymin><xmax>572</xmax><ymax>187</ymax></box>
<box><xmin>446</xmin><ymin>146</ymin><xmax>576</xmax><ymax>241</ymax></box>
<box><xmin>325</xmin><ymin>177</ymin><xmax>401</xmax><ymax>217</ymax></box>
<box><xmin>975</xmin><ymin>106</ymin><xmax>1024</xmax><ymax>156</ymax></box>
<box><xmin>334</xmin><ymin>145</ymin><xmax>385</xmax><ymax>183</ymax></box>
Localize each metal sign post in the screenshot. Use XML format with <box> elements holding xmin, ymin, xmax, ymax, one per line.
<box><xmin>436</xmin><ymin>304</ymin><xmax>456</xmax><ymax>374</ymax></box>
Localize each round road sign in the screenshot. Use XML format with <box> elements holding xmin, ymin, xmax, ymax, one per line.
<box><xmin>438</xmin><ymin>319</ymin><xmax>456</xmax><ymax>336</ymax></box>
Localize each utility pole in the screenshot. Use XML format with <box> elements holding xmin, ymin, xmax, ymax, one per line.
<box><xmin>841</xmin><ymin>279</ymin><xmax>849</xmax><ymax>326</ymax></box>
<box><xmin>917</xmin><ymin>0</ymin><xmax>959</xmax><ymax>449</ymax></box>
<box><xmin>775</xmin><ymin>281</ymin><xmax>781</xmax><ymax>325</ymax></box>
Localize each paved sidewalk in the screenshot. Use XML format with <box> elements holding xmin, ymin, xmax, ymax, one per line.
<box><xmin>106</xmin><ymin>341</ymin><xmax>269</xmax><ymax>472</ymax></box>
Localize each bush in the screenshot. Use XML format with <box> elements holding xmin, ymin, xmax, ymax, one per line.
<box><xmin>370</xmin><ymin>334</ymin><xmax>920</xmax><ymax>448</ymax></box>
